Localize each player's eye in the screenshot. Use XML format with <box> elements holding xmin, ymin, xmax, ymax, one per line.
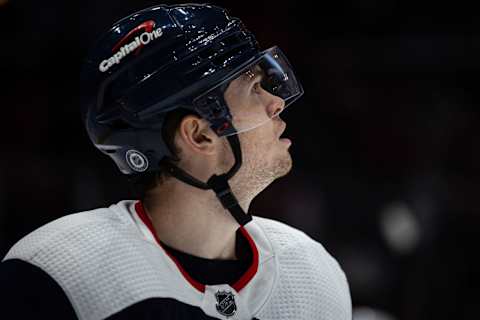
<box><xmin>252</xmin><ymin>81</ymin><xmax>262</xmax><ymax>94</ymax></box>
<box><xmin>261</xmin><ymin>75</ymin><xmax>283</xmax><ymax>95</ymax></box>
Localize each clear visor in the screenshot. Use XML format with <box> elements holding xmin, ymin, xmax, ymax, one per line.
<box><xmin>194</xmin><ymin>46</ymin><xmax>304</xmax><ymax>136</ymax></box>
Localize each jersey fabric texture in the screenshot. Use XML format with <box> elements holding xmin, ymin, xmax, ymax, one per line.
<box><xmin>1</xmin><ymin>200</ymin><xmax>352</xmax><ymax>320</ymax></box>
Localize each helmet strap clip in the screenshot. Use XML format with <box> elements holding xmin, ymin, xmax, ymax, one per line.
<box><xmin>207</xmin><ymin>174</ymin><xmax>252</xmax><ymax>226</ymax></box>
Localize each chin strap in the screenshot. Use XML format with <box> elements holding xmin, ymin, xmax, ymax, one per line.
<box><xmin>162</xmin><ymin>134</ymin><xmax>252</xmax><ymax>226</ymax></box>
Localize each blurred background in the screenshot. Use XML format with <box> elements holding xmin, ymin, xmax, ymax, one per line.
<box><xmin>0</xmin><ymin>0</ymin><xmax>479</xmax><ymax>319</ymax></box>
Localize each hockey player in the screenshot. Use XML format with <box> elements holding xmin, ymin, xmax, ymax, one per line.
<box><xmin>0</xmin><ymin>4</ymin><xmax>352</xmax><ymax>320</ymax></box>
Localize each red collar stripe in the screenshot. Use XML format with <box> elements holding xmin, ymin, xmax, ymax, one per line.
<box><xmin>232</xmin><ymin>226</ymin><xmax>259</xmax><ymax>292</ymax></box>
<box><xmin>135</xmin><ymin>201</ymin><xmax>206</xmax><ymax>293</ymax></box>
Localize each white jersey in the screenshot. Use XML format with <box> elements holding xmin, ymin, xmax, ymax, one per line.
<box><xmin>3</xmin><ymin>200</ymin><xmax>351</xmax><ymax>320</ymax></box>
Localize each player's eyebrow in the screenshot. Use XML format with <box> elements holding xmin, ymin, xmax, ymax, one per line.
<box><xmin>239</xmin><ymin>67</ymin><xmax>264</xmax><ymax>85</ymax></box>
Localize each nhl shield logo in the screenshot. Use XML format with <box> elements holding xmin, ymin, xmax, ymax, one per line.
<box><xmin>215</xmin><ymin>290</ymin><xmax>237</xmax><ymax>317</ymax></box>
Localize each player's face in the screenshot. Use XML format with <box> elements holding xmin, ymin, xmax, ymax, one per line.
<box><xmin>222</xmin><ymin>68</ymin><xmax>293</xmax><ymax>185</ymax></box>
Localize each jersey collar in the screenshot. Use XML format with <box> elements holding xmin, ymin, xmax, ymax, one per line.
<box><xmin>133</xmin><ymin>201</ymin><xmax>259</xmax><ymax>293</ymax></box>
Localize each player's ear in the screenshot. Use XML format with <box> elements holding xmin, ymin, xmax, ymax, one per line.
<box><xmin>176</xmin><ymin>115</ymin><xmax>218</xmax><ymax>155</ymax></box>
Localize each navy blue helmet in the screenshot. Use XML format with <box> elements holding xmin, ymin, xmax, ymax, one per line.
<box><xmin>81</xmin><ymin>3</ymin><xmax>303</xmax><ymax>225</ymax></box>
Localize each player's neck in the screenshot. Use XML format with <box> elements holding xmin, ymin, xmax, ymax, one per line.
<box><xmin>143</xmin><ymin>178</ymin><xmax>251</xmax><ymax>260</ymax></box>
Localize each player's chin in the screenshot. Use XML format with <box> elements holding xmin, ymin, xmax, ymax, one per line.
<box><xmin>273</xmin><ymin>153</ymin><xmax>293</xmax><ymax>179</ymax></box>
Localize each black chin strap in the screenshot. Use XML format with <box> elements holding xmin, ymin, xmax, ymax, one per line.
<box><xmin>162</xmin><ymin>134</ymin><xmax>252</xmax><ymax>226</ymax></box>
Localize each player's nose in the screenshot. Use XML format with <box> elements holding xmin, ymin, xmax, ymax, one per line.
<box><xmin>267</xmin><ymin>94</ymin><xmax>285</xmax><ymax>118</ymax></box>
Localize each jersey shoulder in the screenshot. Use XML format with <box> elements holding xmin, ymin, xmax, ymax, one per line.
<box><xmin>252</xmin><ymin>215</ymin><xmax>329</xmax><ymax>255</ymax></box>
<box><xmin>252</xmin><ymin>216</ymin><xmax>310</xmax><ymax>242</ymax></box>
<box><xmin>252</xmin><ymin>216</ymin><xmax>352</xmax><ymax>320</ymax></box>
<box><xmin>3</xmin><ymin>204</ymin><xmax>127</xmax><ymax>264</ymax></box>
<box><xmin>1</xmin><ymin>200</ymin><xmax>179</xmax><ymax>320</ymax></box>
<box><xmin>252</xmin><ymin>215</ymin><xmax>344</xmax><ymax>275</ymax></box>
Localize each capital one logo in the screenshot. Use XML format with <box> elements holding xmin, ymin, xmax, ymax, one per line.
<box><xmin>99</xmin><ymin>20</ymin><xmax>163</xmax><ymax>73</ymax></box>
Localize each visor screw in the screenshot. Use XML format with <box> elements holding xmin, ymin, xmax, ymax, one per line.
<box><xmin>216</xmin><ymin>122</ymin><xmax>230</xmax><ymax>134</ymax></box>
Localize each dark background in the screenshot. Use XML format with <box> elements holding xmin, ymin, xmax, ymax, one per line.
<box><xmin>1</xmin><ymin>0</ymin><xmax>479</xmax><ymax>319</ymax></box>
